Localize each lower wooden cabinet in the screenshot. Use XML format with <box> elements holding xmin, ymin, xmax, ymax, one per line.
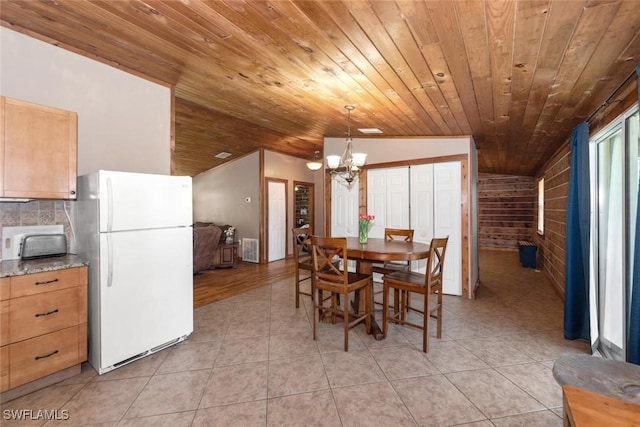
<box><xmin>0</xmin><ymin>266</ymin><xmax>87</xmax><ymax>393</ymax></box>
<box><xmin>0</xmin><ymin>345</ymin><xmax>8</xmax><ymax>392</ymax></box>
<box><xmin>9</xmin><ymin>325</ymin><xmax>80</xmax><ymax>388</ymax></box>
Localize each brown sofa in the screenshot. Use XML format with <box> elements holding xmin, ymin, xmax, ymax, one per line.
<box><xmin>193</xmin><ymin>224</ymin><xmax>222</xmax><ymax>274</ymax></box>
<box><xmin>193</xmin><ymin>222</ymin><xmax>236</xmax><ymax>274</ymax></box>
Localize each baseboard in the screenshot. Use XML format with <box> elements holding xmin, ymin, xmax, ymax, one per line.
<box><xmin>0</xmin><ymin>364</ymin><xmax>81</xmax><ymax>403</ymax></box>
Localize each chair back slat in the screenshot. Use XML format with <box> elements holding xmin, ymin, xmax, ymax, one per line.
<box><xmin>426</xmin><ymin>237</ymin><xmax>448</xmax><ymax>291</ymax></box>
<box><xmin>292</xmin><ymin>226</ymin><xmax>312</xmax><ymax>260</ymax></box>
<box><xmin>384</xmin><ymin>228</ymin><xmax>414</xmax><ymax>242</ymax></box>
<box><xmin>310</xmin><ymin>236</ymin><xmax>348</xmax><ymax>289</ymax></box>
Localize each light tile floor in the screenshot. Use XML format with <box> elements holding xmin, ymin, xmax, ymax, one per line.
<box><xmin>1</xmin><ymin>250</ymin><xmax>589</xmax><ymax>426</ymax></box>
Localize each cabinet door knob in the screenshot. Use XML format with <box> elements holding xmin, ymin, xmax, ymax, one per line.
<box><xmin>70</xmin><ymin>190</ymin><xmax>76</xmax><ymax>195</ymax></box>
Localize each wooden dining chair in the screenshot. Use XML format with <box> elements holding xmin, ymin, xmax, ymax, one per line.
<box><xmin>310</xmin><ymin>236</ymin><xmax>372</xmax><ymax>351</ymax></box>
<box><xmin>292</xmin><ymin>226</ymin><xmax>313</xmax><ymax>308</ymax></box>
<box><xmin>372</xmin><ymin>228</ymin><xmax>415</xmax><ymax>275</ymax></box>
<box><xmin>382</xmin><ymin>236</ymin><xmax>448</xmax><ymax>352</ymax></box>
<box><xmin>371</xmin><ymin>228</ymin><xmax>415</xmax><ymax>308</ymax></box>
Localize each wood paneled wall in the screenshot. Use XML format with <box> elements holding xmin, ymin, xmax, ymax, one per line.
<box><xmin>534</xmin><ymin>143</ymin><xmax>571</xmax><ymax>297</ymax></box>
<box><xmin>532</xmin><ymin>76</ymin><xmax>637</xmax><ymax>298</ymax></box>
<box><xmin>478</xmin><ymin>173</ymin><xmax>535</xmax><ymax>250</ymax></box>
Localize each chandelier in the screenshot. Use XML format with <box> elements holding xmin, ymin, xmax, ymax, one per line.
<box><xmin>305</xmin><ymin>150</ymin><xmax>323</xmax><ymax>171</ymax></box>
<box><xmin>326</xmin><ymin>105</ymin><xmax>367</xmax><ymax>185</ymax></box>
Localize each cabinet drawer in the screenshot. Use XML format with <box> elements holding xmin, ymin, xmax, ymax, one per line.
<box><xmin>9</xmin><ymin>326</ymin><xmax>79</xmax><ymax>389</ymax></box>
<box><xmin>1</xmin><ymin>345</ymin><xmax>8</xmax><ymax>392</ymax></box>
<box><xmin>10</xmin><ymin>267</ymin><xmax>85</xmax><ymax>298</ymax></box>
<box><xmin>0</xmin><ymin>300</ymin><xmax>8</xmax><ymax>346</ymax></box>
<box><xmin>0</xmin><ymin>277</ymin><xmax>10</xmax><ymax>301</ymax></box>
<box><xmin>9</xmin><ymin>287</ymin><xmax>79</xmax><ymax>343</ymax></box>
<box><xmin>78</xmin><ymin>323</ymin><xmax>87</xmax><ymax>362</ymax></box>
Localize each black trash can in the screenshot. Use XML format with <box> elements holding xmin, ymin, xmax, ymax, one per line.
<box><xmin>518</xmin><ymin>241</ymin><xmax>537</xmax><ymax>268</ymax></box>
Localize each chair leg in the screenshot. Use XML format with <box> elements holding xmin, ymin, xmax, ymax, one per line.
<box><xmin>393</xmin><ymin>288</ymin><xmax>400</xmax><ymax>319</ymax></box>
<box><xmin>353</xmin><ymin>289</ymin><xmax>360</xmax><ymax>314</ymax></box>
<box><xmin>365</xmin><ymin>281</ymin><xmax>371</xmax><ymax>333</ymax></box>
<box><xmin>343</xmin><ymin>291</ymin><xmax>349</xmax><ymax>351</ymax></box>
<box><xmin>382</xmin><ymin>283</ymin><xmax>389</xmax><ymax>337</ymax></box>
<box><xmin>313</xmin><ymin>285</ymin><xmax>320</xmax><ymax>341</ymax></box>
<box><xmin>295</xmin><ymin>268</ymin><xmax>300</xmax><ymax>308</ymax></box>
<box><xmin>436</xmin><ymin>292</ymin><xmax>443</xmax><ymax>339</ymax></box>
<box><xmin>331</xmin><ymin>293</ymin><xmax>338</xmax><ymax>324</ymax></box>
<box><xmin>422</xmin><ymin>291</ymin><xmax>430</xmax><ymax>353</ymax></box>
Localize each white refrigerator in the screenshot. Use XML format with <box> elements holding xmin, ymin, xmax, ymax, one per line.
<box><xmin>77</xmin><ymin>170</ymin><xmax>193</xmax><ymax>374</ymax></box>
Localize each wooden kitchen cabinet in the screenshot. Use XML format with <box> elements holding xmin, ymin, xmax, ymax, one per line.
<box><xmin>0</xmin><ymin>96</ymin><xmax>78</xmax><ymax>199</ymax></box>
<box><xmin>0</xmin><ymin>266</ymin><xmax>87</xmax><ymax>395</ymax></box>
<box><xmin>0</xmin><ymin>277</ymin><xmax>9</xmax><ymax>392</ymax></box>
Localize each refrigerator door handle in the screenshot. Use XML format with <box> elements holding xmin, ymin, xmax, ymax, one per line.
<box><xmin>107</xmin><ymin>177</ymin><xmax>114</xmax><ymax>232</ymax></box>
<box><xmin>107</xmin><ymin>233</ymin><xmax>114</xmax><ymax>287</ymax></box>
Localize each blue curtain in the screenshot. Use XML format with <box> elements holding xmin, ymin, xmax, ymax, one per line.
<box><xmin>627</xmin><ymin>64</ymin><xmax>640</xmax><ymax>364</ymax></box>
<box><xmin>564</xmin><ymin>121</ymin><xmax>590</xmax><ymax>341</ymax></box>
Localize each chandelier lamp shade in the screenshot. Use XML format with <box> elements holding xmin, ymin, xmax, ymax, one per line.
<box><xmin>305</xmin><ymin>150</ymin><xmax>323</xmax><ymax>171</ymax></box>
<box><xmin>326</xmin><ymin>105</ymin><xmax>367</xmax><ymax>185</ymax></box>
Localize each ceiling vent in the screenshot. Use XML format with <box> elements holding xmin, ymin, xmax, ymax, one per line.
<box><xmin>215</xmin><ymin>152</ymin><xmax>232</xmax><ymax>159</ymax></box>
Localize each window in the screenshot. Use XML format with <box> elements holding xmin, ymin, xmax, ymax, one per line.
<box><xmin>537</xmin><ymin>178</ymin><xmax>544</xmax><ymax>235</ymax></box>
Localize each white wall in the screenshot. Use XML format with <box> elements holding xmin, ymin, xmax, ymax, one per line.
<box><xmin>0</xmin><ymin>27</ymin><xmax>171</xmax><ymax>175</ymax></box>
<box><xmin>324</xmin><ymin>136</ymin><xmax>473</xmax><ymax>165</ymax></box>
<box><xmin>264</xmin><ymin>151</ymin><xmax>323</xmax><ymax>254</ymax></box>
<box><xmin>193</xmin><ymin>152</ymin><xmax>261</xmax><ymax>241</ymax></box>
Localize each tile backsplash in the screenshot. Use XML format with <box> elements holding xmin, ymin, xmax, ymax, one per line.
<box><xmin>0</xmin><ymin>200</ymin><xmax>73</xmax><ymax>261</ymax></box>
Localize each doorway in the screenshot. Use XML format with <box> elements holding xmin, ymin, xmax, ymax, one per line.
<box><xmin>266</xmin><ymin>179</ymin><xmax>287</xmax><ymax>262</ymax></box>
<box><xmin>293</xmin><ymin>181</ymin><xmax>314</xmax><ymax>232</ymax></box>
<box><xmin>589</xmin><ymin>104</ymin><xmax>639</xmax><ymax>360</ymax></box>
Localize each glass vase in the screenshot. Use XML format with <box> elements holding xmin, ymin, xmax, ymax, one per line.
<box><xmin>358</xmin><ymin>224</ymin><xmax>368</xmax><ymax>244</ymax></box>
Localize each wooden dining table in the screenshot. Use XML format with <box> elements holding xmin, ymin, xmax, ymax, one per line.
<box><xmin>344</xmin><ymin>236</ymin><xmax>431</xmax><ymax>340</ymax></box>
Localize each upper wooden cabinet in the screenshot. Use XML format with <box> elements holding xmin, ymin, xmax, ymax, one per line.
<box><xmin>0</xmin><ymin>96</ymin><xmax>78</xmax><ymax>199</ymax></box>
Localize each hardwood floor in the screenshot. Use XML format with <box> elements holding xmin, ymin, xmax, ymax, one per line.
<box><xmin>193</xmin><ymin>258</ymin><xmax>296</xmax><ymax>308</ymax></box>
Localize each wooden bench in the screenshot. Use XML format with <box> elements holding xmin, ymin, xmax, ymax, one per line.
<box><xmin>562</xmin><ymin>385</ymin><xmax>640</xmax><ymax>426</ymax></box>
<box><xmin>553</xmin><ymin>355</ymin><xmax>640</xmax><ymax>426</ymax></box>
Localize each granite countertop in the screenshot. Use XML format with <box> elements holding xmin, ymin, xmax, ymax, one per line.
<box><xmin>0</xmin><ymin>254</ymin><xmax>88</xmax><ymax>278</ymax></box>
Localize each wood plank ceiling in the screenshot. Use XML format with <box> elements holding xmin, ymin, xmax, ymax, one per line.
<box><xmin>1</xmin><ymin>1</ymin><xmax>639</xmax><ymax>177</ymax></box>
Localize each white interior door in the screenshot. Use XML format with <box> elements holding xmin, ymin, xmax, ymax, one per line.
<box><xmin>368</xmin><ymin>169</ymin><xmax>387</xmax><ymax>239</ymax></box>
<box><xmin>268</xmin><ymin>180</ymin><xmax>286</xmax><ymax>262</ymax></box>
<box><xmin>367</xmin><ymin>167</ymin><xmax>409</xmax><ymax>239</ymax></box>
<box><xmin>411</xmin><ymin>164</ymin><xmax>434</xmax><ymax>274</ymax></box>
<box><xmin>331</xmin><ymin>176</ymin><xmax>359</xmax><ymax>272</ymax></box>
<box><xmin>331</xmin><ymin>176</ymin><xmax>359</xmax><ymax>237</ymax></box>
<box><xmin>434</xmin><ymin>162</ymin><xmax>462</xmax><ymax>296</ymax></box>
